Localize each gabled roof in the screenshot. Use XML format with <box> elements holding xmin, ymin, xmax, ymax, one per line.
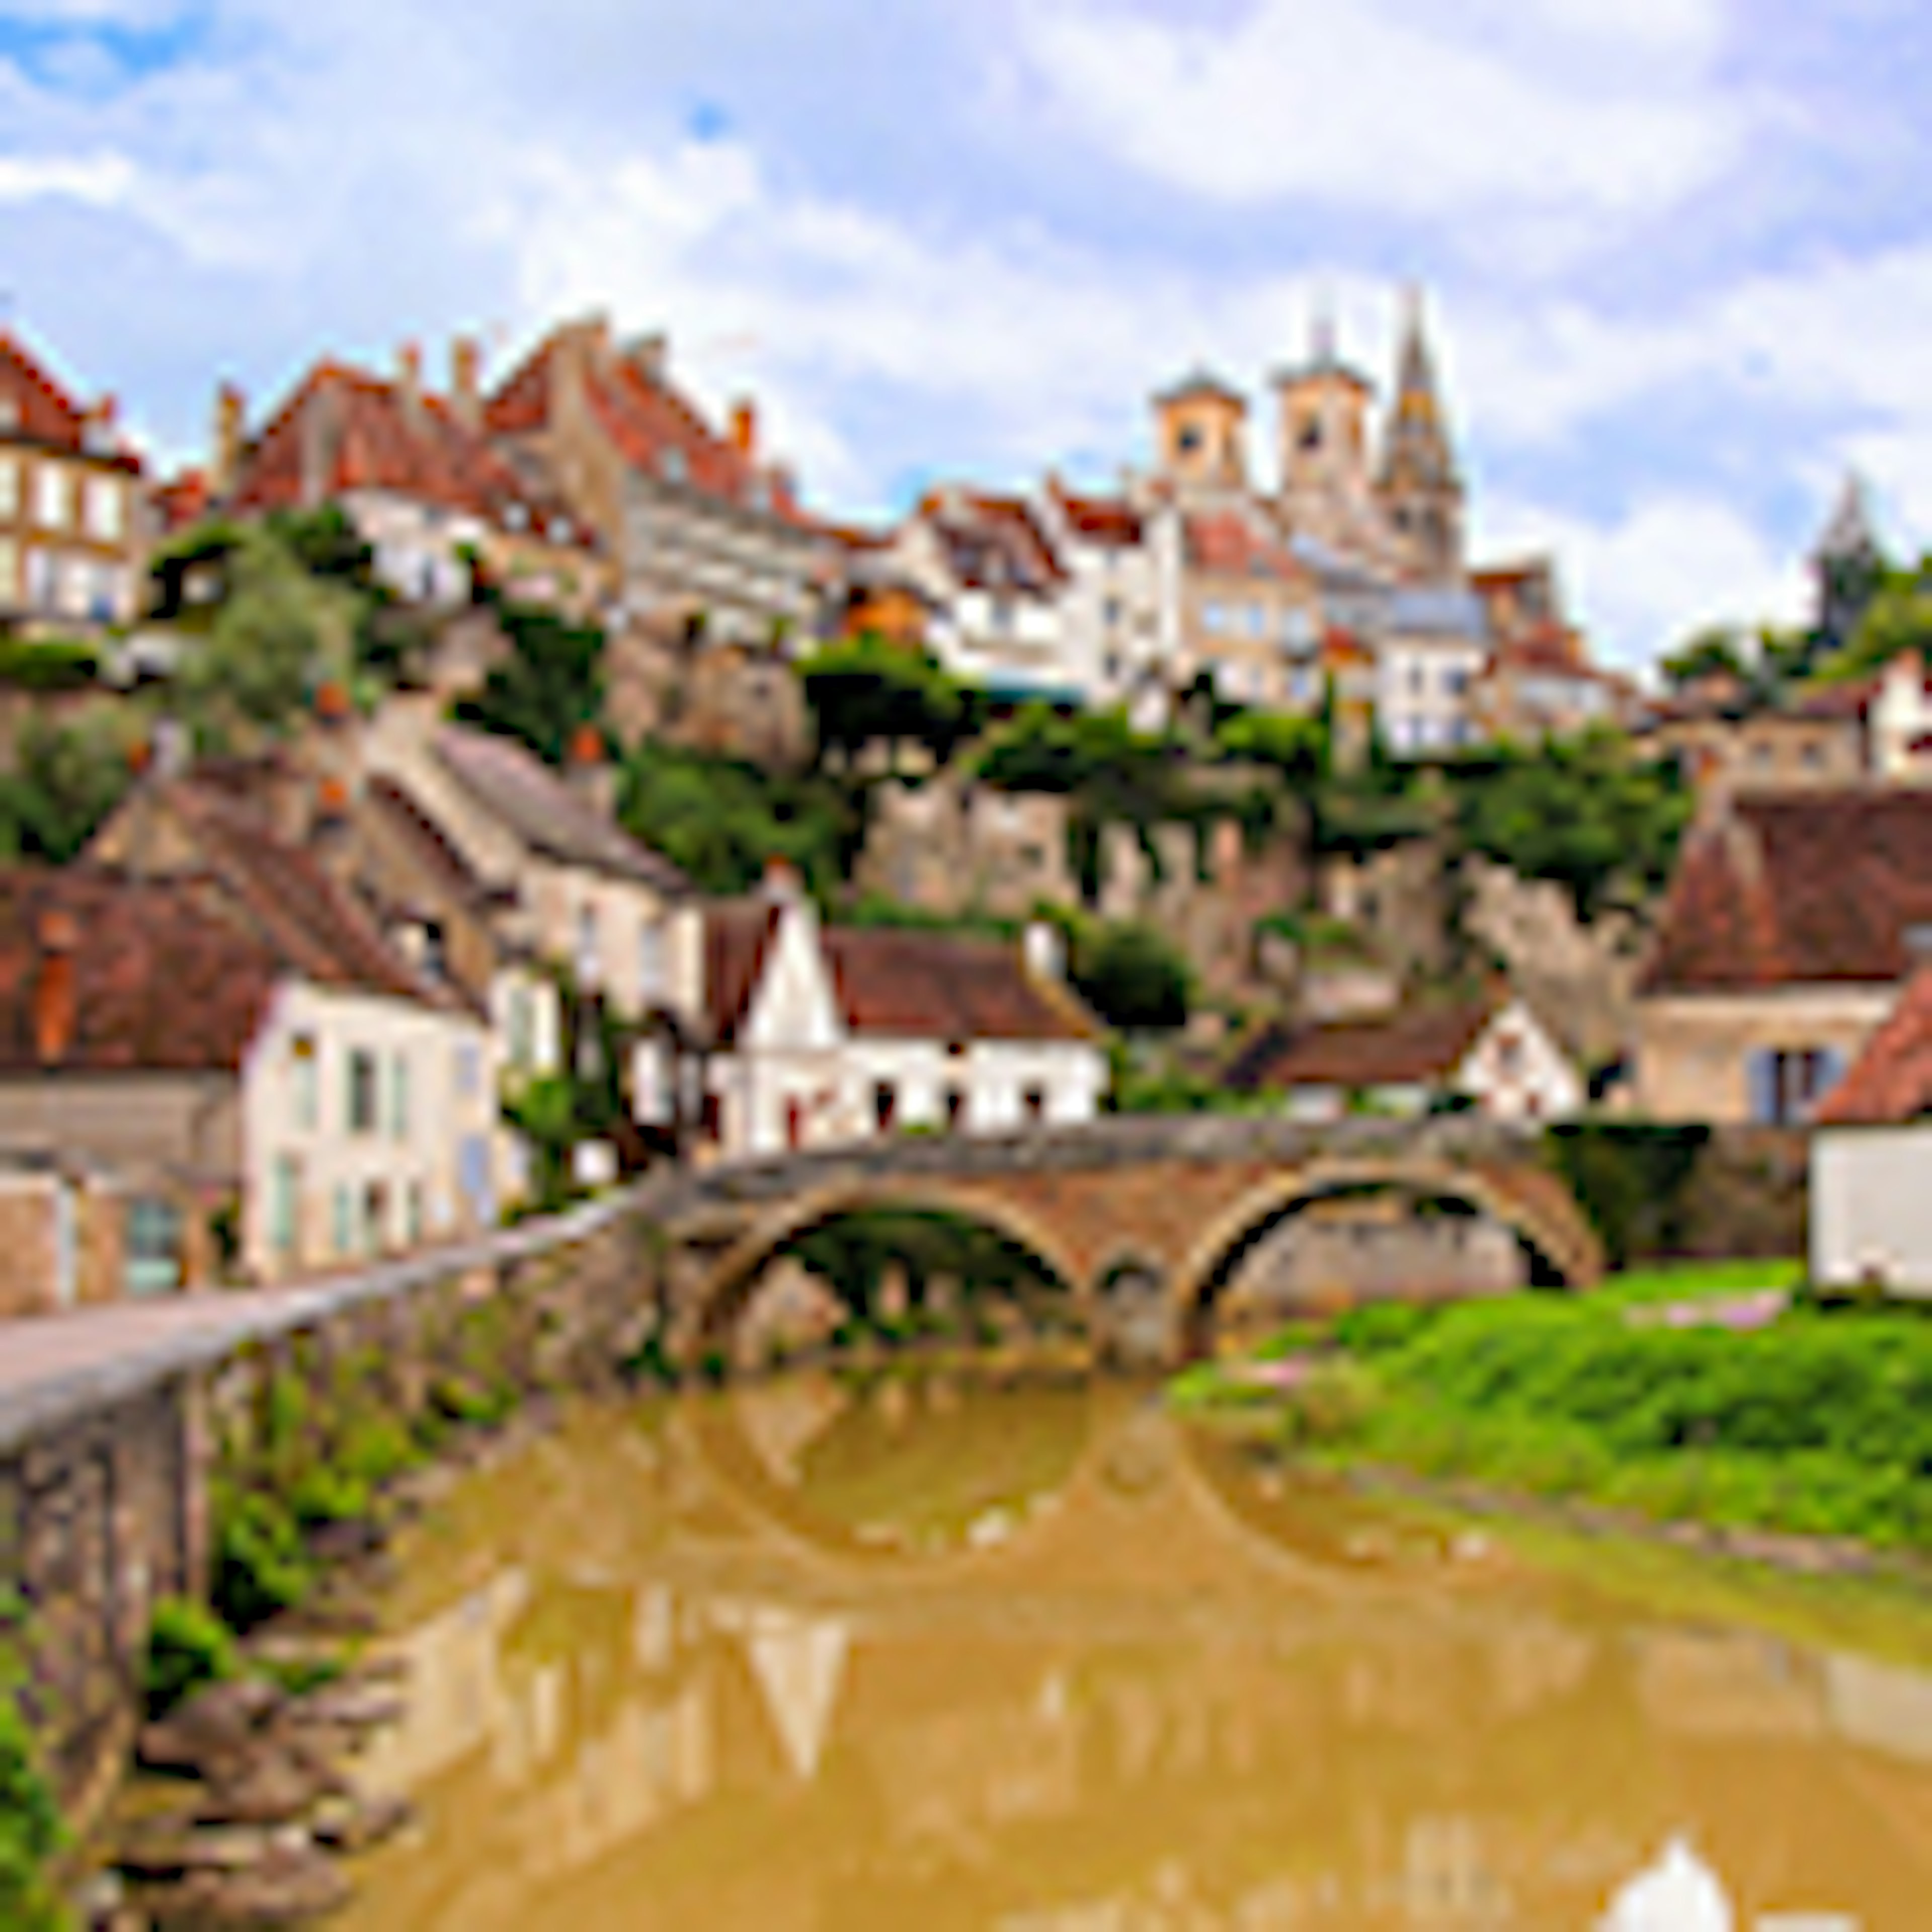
<box><xmin>1643</xmin><ymin>789</ymin><xmax>1932</xmax><ymax>996</ymax></box>
<box><xmin>823</xmin><ymin>928</ymin><xmax>1102</xmax><ymax>1042</ymax></box>
<box><xmin>920</xmin><ymin>490</ymin><xmax>1068</xmax><ymax>595</ymax></box>
<box><xmin>1050</xmin><ymin>485</ymin><xmax>1145</xmax><ymax>548</ymax></box>
<box><xmin>1155</xmin><ymin>367</ymin><xmax>1246</xmax><ymax>408</ymax></box>
<box><xmin>487</xmin><ymin>325</ymin><xmax>811</xmax><ymax>529</ymax></box>
<box><xmin>434</xmin><ymin>727</ymin><xmax>692</xmax><ymax>896</ymax></box>
<box><xmin>0</xmin><ymin>329</ymin><xmax>141</xmax><ymax>472</ymax></box>
<box><xmin>1227</xmin><ymin>1003</ymin><xmax>1496</xmax><ymax>1092</ymax></box>
<box><xmin>703</xmin><ymin>899</ymin><xmax>783</xmax><ymax>1045</ymax></box>
<box><xmin>1816</xmin><ymin>966</ymin><xmax>1932</xmax><ymax>1126</ymax></box>
<box><xmin>1184</xmin><ymin>509</ymin><xmax>1307</xmax><ymax>583</ymax></box>
<box><xmin>228</xmin><ymin>361</ymin><xmax>583</xmax><ymax>544</ymax></box>
<box><xmin>0</xmin><ymin>869</ymin><xmax>283</xmax><ymax>1076</ymax></box>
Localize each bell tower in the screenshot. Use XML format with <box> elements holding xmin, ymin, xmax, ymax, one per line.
<box><xmin>1274</xmin><ymin>310</ymin><xmax>1375</xmax><ymax>547</ymax></box>
<box><xmin>1151</xmin><ymin>369</ymin><xmax>1249</xmax><ymax>496</ymax></box>
<box><xmin>1377</xmin><ymin>287</ymin><xmax>1465</xmax><ymax>582</ymax></box>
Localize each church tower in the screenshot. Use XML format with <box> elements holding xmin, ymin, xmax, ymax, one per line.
<box><xmin>1377</xmin><ymin>289</ymin><xmax>1464</xmax><ymax>582</ymax></box>
<box><xmin>1812</xmin><ymin>471</ymin><xmax>1883</xmax><ymax>654</ymax></box>
<box><xmin>1151</xmin><ymin>368</ymin><xmax>1249</xmax><ymax>496</ymax></box>
<box><xmin>1274</xmin><ymin>310</ymin><xmax>1375</xmax><ymax>536</ymax></box>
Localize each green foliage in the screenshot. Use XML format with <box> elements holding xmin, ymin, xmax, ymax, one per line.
<box><xmin>211</xmin><ymin>1487</ymin><xmax>315</xmax><ymax>1633</ymax></box>
<box><xmin>1819</xmin><ymin>562</ymin><xmax>1932</xmax><ymax>685</ymax></box>
<box><xmin>1214</xmin><ymin>708</ymin><xmax>1327</xmax><ymax>784</ymax></box>
<box><xmin>265</xmin><ymin>503</ymin><xmax>376</xmax><ymax>592</ymax></box>
<box><xmin>1545</xmin><ymin>1123</ymin><xmax>1713</xmax><ymax>1270</ymax></box>
<box><xmin>783</xmin><ymin>1209</ymin><xmax>1064</xmax><ymax>1321</ymax></box>
<box><xmin>143</xmin><ymin>1597</ymin><xmax>240</xmax><ymax>1720</ymax></box>
<box><xmin>0</xmin><ymin>1594</ymin><xmax>64</xmax><ymax>1932</ymax></box>
<box><xmin>178</xmin><ymin>525</ymin><xmax>357</xmax><ymax>738</ymax></box>
<box><xmin>502</xmin><ymin>1073</ymin><xmax>583</xmax><ymax>1214</ymax></box>
<box><xmin>1658</xmin><ymin>626</ymin><xmax>1750</xmax><ymax>690</ymax></box>
<box><xmin>286</xmin><ymin>1465</ymin><xmax>373</xmax><ymax>1531</ymax></box>
<box><xmin>458</xmin><ymin>598</ymin><xmax>605</xmax><ymax>764</ymax></box>
<box><xmin>0</xmin><ymin>710</ymin><xmax>134</xmax><ymax>863</ymax></box>
<box><xmin>799</xmin><ymin>635</ymin><xmax>970</xmax><ymax>765</ymax></box>
<box><xmin>1444</xmin><ymin>729</ymin><xmax>1693</xmax><ymax>920</ymax></box>
<box><xmin>335</xmin><ymin>1413</ymin><xmax>419</xmax><ymax>1490</ymax></box>
<box><xmin>0</xmin><ymin>637</ymin><xmax>99</xmax><ymax>692</ymax></box>
<box><xmin>618</xmin><ymin>740</ymin><xmax>854</xmax><ymax>899</ymax></box>
<box><xmin>1065</xmin><ymin>917</ymin><xmax>1191</xmax><ymax>1033</ymax></box>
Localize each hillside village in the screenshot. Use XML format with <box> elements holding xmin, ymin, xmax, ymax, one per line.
<box><xmin>2</xmin><ymin>300</ymin><xmax>1930</xmax><ymax>1317</ymax></box>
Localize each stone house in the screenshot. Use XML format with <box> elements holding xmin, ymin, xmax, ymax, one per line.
<box><xmin>218</xmin><ymin>346</ymin><xmax>612</xmax><ymax>616</ymax></box>
<box><xmin>1165</xmin><ymin>504</ymin><xmax>1325</xmax><ymax>712</ymax></box>
<box><xmin>1037</xmin><ymin>480</ymin><xmax>1164</xmax><ymax>711</ymax></box>
<box><xmin>1633</xmin><ymin>788</ymin><xmax>1932</xmax><ymax>1124</ymax></box>
<box><xmin>1226</xmin><ymin>994</ymin><xmax>1583</xmax><ymax>1125</ymax></box>
<box><xmin>0</xmin><ymin>864</ymin><xmax>497</xmax><ymax>1285</ymax></box>
<box><xmin>0</xmin><ymin>325</ymin><xmax>148</xmax><ymax>632</ymax></box>
<box><xmin>1634</xmin><ymin>687</ymin><xmax>1868</xmax><ymax>808</ymax></box>
<box><xmin>484</xmin><ymin>315</ymin><xmax>829</xmax><ymax>646</ymax></box>
<box><xmin>1811</xmin><ymin>965</ymin><xmax>1932</xmax><ymax>1292</ymax></box>
<box><xmin>699</xmin><ymin>869</ymin><xmax>1107</xmax><ymax>1158</ymax></box>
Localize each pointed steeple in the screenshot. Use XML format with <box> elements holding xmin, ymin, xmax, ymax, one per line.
<box><xmin>1377</xmin><ymin>286</ymin><xmax>1464</xmax><ymax>580</ymax></box>
<box><xmin>1815</xmin><ymin>470</ymin><xmax>1879</xmax><ymax>569</ymax></box>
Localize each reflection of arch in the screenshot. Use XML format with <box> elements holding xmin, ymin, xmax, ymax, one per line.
<box><xmin>1172</xmin><ymin>1158</ymin><xmax>1603</xmax><ymax>1357</ymax></box>
<box><xmin>691</xmin><ymin>1181</ymin><xmax>1087</xmax><ymax>1351</ymax></box>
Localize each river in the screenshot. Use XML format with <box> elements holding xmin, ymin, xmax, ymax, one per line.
<box><xmin>334</xmin><ymin>1372</ymin><xmax>1932</xmax><ymax>1929</ymax></box>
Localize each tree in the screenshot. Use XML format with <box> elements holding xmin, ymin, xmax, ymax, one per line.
<box><xmin>0</xmin><ymin>713</ymin><xmax>136</xmax><ymax>863</ymax></box>
<box><xmin>265</xmin><ymin>502</ymin><xmax>377</xmax><ymax>593</ymax></box>
<box><xmin>1659</xmin><ymin>627</ymin><xmax>1750</xmax><ymax>691</ymax></box>
<box><xmin>1066</xmin><ymin>918</ymin><xmax>1191</xmax><ymax>1033</ymax></box>
<box><xmin>458</xmin><ymin>600</ymin><xmax>605</xmax><ymax>764</ymax></box>
<box><xmin>1817</xmin><ymin>563</ymin><xmax>1932</xmax><ymax>685</ymax></box>
<box><xmin>798</xmin><ymin>635</ymin><xmax>969</xmax><ymax>767</ymax></box>
<box><xmin>1214</xmin><ymin>707</ymin><xmax>1327</xmax><ymax>785</ymax></box>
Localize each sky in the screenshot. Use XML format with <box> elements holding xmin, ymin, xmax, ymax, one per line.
<box><xmin>1</xmin><ymin>0</ymin><xmax>1928</xmax><ymax>670</ymax></box>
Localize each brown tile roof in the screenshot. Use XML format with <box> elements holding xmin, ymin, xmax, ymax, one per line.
<box><xmin>1643</xmin><ymin>789</ymin><xmax>1932</xmax><ymax>996</ymax></box>
<box><xmin>433</xmin><ymin>728</ymin><xmax>692</xmax><ymax>896</ymax></box>
<box><xmin>362</xmin><ymin>775</ymin><xmax>497</xmax><ymax>909</ymax></box>
<box><xmin>823</xmin><ymin>928</ymin><xmax>1100</xmax><ymax>1041</ymax></box>
<box><xmin>159</xmin><ymin>780</ymin><xmax>460</xmax><ymax>1008</ymax></box>
<box><xmin>702</xmin><ymin>900</ymin><xmax>783</xmax><ymax>1044</ymax></box>
<box><xmin>0</xmin><ymin>329</ymin><xmax>141</xmax><ymax>472</ymax></box>
<box><xmin>1815</xmin><ymin>966</ymin><xmax>1932</xmax><ymax>1125</ymax></box>
<box><xmin>1228</xmin><ymin>1003</ymin><xmax>1494</xmax><ymax>1092</ymax></box>
<box><xmin>921</xmin><ymin>491</ymin><xmax>1068</xmax><ymax>594</ymax></box>
<box><xmin>1052</xmin><ymin>485</ymin><xmax>1144</xmax><ymax>548</ymax></box>
<box><xmin>229</xmin><ymin>362</ymin><xmax>582</xmax><ymax>544</ymax></box>
<box><xmin>0</xmin><ymin>869</ymin><xmax>285</xmax><ymax>1075</ymax></box>
<box><xmin>487</xmin><ymin>329</ymin><xmax>810</xmax><ymax>528</ymax></box>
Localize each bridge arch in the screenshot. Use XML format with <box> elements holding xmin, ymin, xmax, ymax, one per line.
<box><xmin>1171</xmin><ymin>1155</ymin><xmax>1605</xmax><ymax>1357</ymax></box>
<box><xmin>686</xmin><ymin>1178</ymin><xmax>1089</xmax><ymax>1354</ymax></box>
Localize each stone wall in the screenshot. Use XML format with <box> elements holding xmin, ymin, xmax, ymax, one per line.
<box><xmin>0</xmin><ymin>1199</ymin><xmax>653</xmax><ymax>1825</ymax></box>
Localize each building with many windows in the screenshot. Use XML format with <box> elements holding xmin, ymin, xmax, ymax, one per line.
<box><xmin>0</xmin><ymin>328</ymin><xmax>147</xmax><ymax>632</ymax></box>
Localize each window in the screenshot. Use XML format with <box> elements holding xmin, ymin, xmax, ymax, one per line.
<box><xmin>270</xmin><ymin>1157</ymin><xmax>300</xmax><ymax>1258</ymax></box>
<box><xmin>1748</xmin><ymin>1048</ymin><xmax>1845</xmax><ymax>1126</ymax></box>
<box><xmin>577</xmin><ymin>904</ymin><xmax>600</xmax><ymax>986</ymax></box>
<box><xmin>362</xmin><ymin>1182</ymin><xmax>386</xmax><ymax>1253</ymax></box>
<box><xmin>23</xmin><ymin>548</ymin><xmax>53</xmax><ymax>611</ymax></box>
<box><xmin>1022</xmin><ymin>1087</ymin><xmax>1047</xmax><ymax>1124</ymax></box>
<box><xmin>1103</xmin><ymin>596</ymin><xmax>1122</xmax><ymax>629</ymax></box>
<box><xmin>347</xmin><ymin>1049</ymin><xmax>379</xmax><ymax>1134</ymax></box>
<box><xmin>1176</xmin><ymin>425</ymin><xmax>1202</xmax><ymax>454</ymax></box>
<box><xmin>1445</xmin><ymin>666</ymin><xmax>1470</xmax><ymax>696</ymax></box>
<box><xmin>1247</xmin><ymin>603</ymin><xmax>1267</xmax><ymax>638</ymax></box>
<box><xmin>873</xmin><ymin>1082</ymin><xmax>898</xmax><ymax>1132</ymax></box>
<box><xmin>1201</xmin><ymin>601</ymin><xmax>1228</xmax><ymax>635</ymax></box>
<box><xmin>508</xmin><ymin>985</ymin><xmax>534</xmax><ymax>1071</ymax></box>
<box><xmin>291</xmin><ymin>1035</ymin><xmax>318</xmax><ymax>1131</ymax></box>
<box><xmin>1298</xmin><ymin>419</ymin><xmax>1323</xmax><ymax>452</ymax></box>
<box><xmin>388</xmin><ymin>1052</ymin><xmax>411</xmax><ymax>1141</ymax></box>
<box><xmin>34</xmin><ymin>464</ymin><xmax>67</xmax><ymax>530</ymax></box>
<box><xmin>332</xmin><ymin>1183</ymin><xmax>353</xmax><ymax>1257</ymax></box>
<box><xmin>945</xmin><ymin>1089</ymin><xmax>967</xmax><ymax>1133</ymax></box>
<box><xmin>124</xmin><ymin>1197</ymin><xmax>183</xmax><ymax>1298</ymax></box>
<box><xmin>638</xmin><ymin>918</ymin><xmax>667</xmax><ymax>1005</ymax></box>
<box><xmin>661</xmin><ymin>446</ymin><xmax>689</xmax><ymax>486</ymax></box>
<box><xmin>0</xmin><ymin>537</ymin><xmax>16</xmax><ymax>603</ymax></box>
<box><xmin>84</xmin><ymin>477</ymin><xmax>122</xmax><ymax>542</ymax></box>
<box><xmin>0</xmin><ymin>457</ymin><xmax>16</xmax><ymax>518</ymax></box>
<box><xmin>454</xmin><ymin>1041</ymin><xmax>481</xmax><ymax>1100</ymax></box>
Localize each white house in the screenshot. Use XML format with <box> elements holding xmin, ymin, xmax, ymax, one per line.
<box><xmin>1376</xmin><ymin>585</ymin><xmax>1493</xmax><ymax>757</ymax></box>
<box><xmin>699</xmin><ymin>872</ymin><xmax>1107</xmax><ymax>1158</ymax></box>
<box><xmin>1227</xmin><ymin>995</ymin><xmax>1583</xmax><ymax>1125</ymax></box>
<box><xmin>1811</xmin><ymin>962</ymin><xmax>1932</xmax><ymax>1293</ymax></box>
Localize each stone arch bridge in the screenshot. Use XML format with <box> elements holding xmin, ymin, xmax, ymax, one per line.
<box><xmin>631</xmin><ymin>1116</ymin><xmax>1605</xmax><ymax>1366</ymax></box>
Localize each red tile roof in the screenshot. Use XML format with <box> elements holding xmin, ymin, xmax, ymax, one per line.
<box><xmin>1229</xmin><ymin>1004</ymin><xmax>1494</xmax><ymax>1092</ymax></box>
<box><xmin>1643</xmin><ymin>790</ymin><xmax>1932</xmax><ymax>995</ymax></box>
<box><xmin>1184</xmin><ymin>510</ymin><xmax>1307</xmax><ymax>584</ymax></box>
<box><xmin>487</xmin><ymin>328</ymin><xmax>810</xmax><ymax>528</ymax></box>
<box><xmin>823</xmin><ymin>928</ymin><xmax>1100</xmax><ymax>1042</ymax></box>
<box><xmin>921</xmin><ymin>491</ymin><xmax>1068</xmax><ymax>594</ymax></box>
<box><xmin>0</xmin><ymin>869</ymin><xmax>284</xmax><ymax>1075</ymax></box>
<box><xmin>0</xmin><ymin>329</ymin><xmax>141</xmax><ymax>472</ymax></box>
<box><xmin>1815</xmin><ymin>966</ymin><xmax>1932</xmax><ymax>1125</ymax></box>
<box><xmin>229</xmin><ymin>362</ymin><xmax>581</xmax><ymax>544</ymax></box>
<box><xmin>703</xmin><ymin>900</ymin><xmax>782</xmax><ymax>1045</ymax></box>
<box><xmin>1052</xmin><ymin>485</ymin><xmax>1145</xmax><ymax>548</ymax></box>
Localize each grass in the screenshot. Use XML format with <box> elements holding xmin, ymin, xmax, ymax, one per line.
<box><xmin>1176</xmin><ymin>1259</ymin><xmax>1932</xmax><ymax>1556</ymax></box>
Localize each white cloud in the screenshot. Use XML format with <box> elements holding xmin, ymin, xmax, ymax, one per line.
<box><xmin>1013</xmin><ymin>0</ymin><xmax>1744</xmax><ymax>217</ymax></box>
<box><xmin>0</xmin><ymin>146</ymin><xmax>132</xmax><ymax>203</ymax></box>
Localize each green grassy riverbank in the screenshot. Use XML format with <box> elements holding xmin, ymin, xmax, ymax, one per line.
<box><xmin>1172</xmin><ymin>1261</ymin><xmax>1932</xmax><ymax>1558</ymax></box>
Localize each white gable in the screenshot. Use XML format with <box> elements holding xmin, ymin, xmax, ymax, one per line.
<box><xmin>743</xmin><ymin>901</ymin><xmax>846</xmax><ymax>1053</ymax></box>
<box><xmin>1454</xmin><ymin>997</ymin><xmax>1584</xmax><ymax>1124</ymax></box>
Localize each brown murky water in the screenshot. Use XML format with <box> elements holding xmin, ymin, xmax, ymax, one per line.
<box><xmin>337</xmin><ymin>1373</ymin><xmax>1932</xmax><ymax>1929</ymax></box>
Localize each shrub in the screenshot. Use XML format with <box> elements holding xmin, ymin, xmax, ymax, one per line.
<box><xmin>0</xmin><ymin>637</ymin><xmax>98</xmax><ymax>691</ymax></box>
<box><xmin>144</xmin><ymin>1597</ymin><xmax>240</xmax><ymax>1720</ymax></box>
<box><xmin>0</xmin><ymin>1595</ymin><xmax>63</xmax><ymax>1932</ymax></box>
<box><xmin>211</xmin><ymin>1488</ymin><xmax>314</xmax><ymax>1632</ymax></box>
<box><xmin>287</xmin><ymin>1465</ymin><xmax>373</xmax><ymax>1530</ymax></box>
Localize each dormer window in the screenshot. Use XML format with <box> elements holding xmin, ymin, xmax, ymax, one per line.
<box><xmin>661</xmin><ymin>446</ymin><xmax>689</xmax><ymax>487</ymax></box>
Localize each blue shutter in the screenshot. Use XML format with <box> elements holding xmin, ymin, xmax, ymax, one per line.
<box><xmin>1747</xmin><ymin>1050</ymin><xmax>1781</xmax><ymax>1125</ymax></box>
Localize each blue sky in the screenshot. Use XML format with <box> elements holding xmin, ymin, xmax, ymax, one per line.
<box><xmin>2</xmin><ymin>0</ymin><xmax>1928</xmax><ymax>668</ymax></box>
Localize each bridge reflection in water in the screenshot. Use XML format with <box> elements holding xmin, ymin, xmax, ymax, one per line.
<box><xmin>339</xmin><ymin>1377</ymin><xmax>1920</xmax><ymax>1931</ymax></box>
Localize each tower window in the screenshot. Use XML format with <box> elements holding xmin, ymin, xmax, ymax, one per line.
<box><xmin>1176</xmin><ymin>425</ymin><xmax>1202</xmax><ymax>455</ymax></box>
<box><xmin>1299</xmin><ymin>420</ymin><xmax>1323</xmax><ymax>453</ymax></box>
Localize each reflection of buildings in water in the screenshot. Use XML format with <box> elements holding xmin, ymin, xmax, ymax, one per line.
<box><xmin>727</xmin><ymin>1371</ymin><xmax>851</xmax><ymax>1486</ymax></box>
<box><xmin>1826</xmin><ymin>1652</ymin><xmax>1932</xmax><ymax>1766</ymax></box>
<box><xmin>1634</xmin><ymin>1630</ymin><xmax>1825</xmax><ymax>1742</ymax></box>
<box><xmin>708</xmin><ymin>1598</ymin><xmax>852</xmax><ymax>1781</ymax></box>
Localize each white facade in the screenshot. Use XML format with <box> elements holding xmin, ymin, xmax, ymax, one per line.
<box><xmin>1454</xmin><ymin>999</ymin><xmax>1586</xmax><ymax>1123</ymax></box>
<box><xmin>343</xmin><ymin>488</ymin><xmax>486</xmax><ymax>606</ymax></box>
<box><xmin>239</xmin><ymin>979</ymin><xmax>499</xmax><ymax>1282</ymax></box>
<box><xmin>1036</xmin><ymin>495</ymin><xmax>1167</xmax><ymax>710</ymax></box>
<box><xmin>1868</xmin><ymin>653</ymin><xmax>1932</xmax><ymax>783</ymax></box>
<box><xmin>1378</xmin><ymin>631</ymin><xmax>1489</xmax><ymax>757</ymax></box>
<box><xmin>1812</xmin><ymin>1126</ymin><xmax>1932</xmax><ymax>1293</ymax></box>
<box><xmin>707</xmin><ymin>900</ymin><xmax>1107</xmax><ymax>1160</ymax></box>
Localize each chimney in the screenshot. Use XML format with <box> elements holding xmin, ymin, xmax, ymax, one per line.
<box><xmin>82</xmin><ymin>395</ymin><xmax>119</xmax><ymax>455</ymax></box>
<box><xmin>566</xmin><ymin>721</ymin><xmax>616</xmax><ymax>820</ymax></box>
<box><xmin>450</xmin><ymin>336</ymin><xmax>482</xmax><ymax>430</ymax></box>
<box><xmin>625</xmin><ymin>332</ymin><xmax>668</xmax><ymax>386</ymax></box>
<box><xmin>34</xmin><ymin>909</ymin><xmax>78</xmax><ymax>1068</ymax></box>
<box><xmin>211</xmin><ymin>382</ymin><xmax>246</xmax><ymax>498</ymax></box>
<box><xmin>397</xmin><ymin>341</ymin><xmax>424</xmax><ymax>415</ymax></box>
<box><xmin>298</xmin><ymin>381</ymin><xmax>342</xmax><ymax>508</ymax></box>
<box><xmin>762</xmin><ymin>856</ymin><xmax>802</xmax><ymax>906</ymax></box>
<box><xmin>1024</xmin><ymin>920</ymin><xmax>1065</xmax><ymax>984</ymax></box>
<box><xmin>729</xmin><ymin>398</ymin><xmax>758</xmax><ymax>461</ymax></box>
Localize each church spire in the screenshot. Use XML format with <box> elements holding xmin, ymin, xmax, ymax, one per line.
<box><xmin>1378</xmin><ymin>285</ymin><xmax>1464</xmax><ymax>580</ymax></box>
